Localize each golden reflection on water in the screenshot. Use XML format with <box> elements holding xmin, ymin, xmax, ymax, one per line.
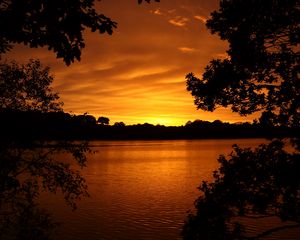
<box><xmin>41</xmin><ymin>139</ymin><xmax>268</xmax><ymax>240</ymax></box>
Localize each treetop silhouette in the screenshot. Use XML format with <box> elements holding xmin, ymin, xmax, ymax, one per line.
<box><xmin>183</xmin><ymin>141</ymin><xmax>300</xmax><ymax>240</ymax></box>
<box><xmin>0</xmin><ymin>0</ymin><xmax>161</xmax><ymax>238</ymax></box>
<box><xmin>0</xmin><ymin>0</ymin><xmax>160</xmax><ymax>65</ymax></box>
<box><xmin>183</xmin><ymin>0</ymin><xmax>300</xmax><ymax>239</ymax></box>
<box><xmin>0</xmin><ymin>59</ymin><xmax>62</xmax><ymax>112</ymax></box>
<box><xmin>97</xmin><ymin>116</ymin><xmax>110</xmax><ymax>125</ymax></box>
<box><xmin>187</xmin><ymin>0</ymin><xmax>299</xmax><ymax>127</ymax></box>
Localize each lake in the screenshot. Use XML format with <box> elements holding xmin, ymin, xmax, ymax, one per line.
<box><xmin>40</xmin><ymin>139</ymin><xmax>299</xmax><ymax>240</ymax></box>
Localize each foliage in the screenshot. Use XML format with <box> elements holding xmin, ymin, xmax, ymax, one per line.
<box><xmin>184</xmin><ymin>0</ymin><xmax>300</xmax><ymax>239</ymax></box>
<box><xmin>1</xmin><ymin>203</ymin><xmax>59</xmax><ymax>240</ymax></box>
<box><xmin>0</xmin><ymin>59</ymin><xmax>62</xmax><ymax>112</ymax></box>
<box><xmin>183</xmin><ymin>140</ymin><xmax>300</xmax><ymax>239</ymax></box>
<box><xmin>75</xmin><ymin>113</ymin><xmax>97</xmax><ymax>126</ymax></box>
<box><xmin>0</xmin><ymin>0</ymin><xmax>160</xmax><ymax>238</ymax></box>
<box><xmin>0</xmin><ymin>140</ymin><xmax>91</xmax><ymax>239</ymax></box>
<box><xmin>97</xmin><ymin>116</ymin><xmax>110</xmax><ymax>125</ymax></box>
<box><xmin>113</xmin><ymin>121</ymin><xmax>126</xmax><ymax>127</ymax></box>
<box><xmin>0</xmin><ymin>111</ymin><xmax>297</xmax><ymax>140</ymax></box>
<box><xmin>186</xmin><ymin>0</ymin><xmax>299</xmax><ymax>127</ymax></box>
<box><xmin>0</xmin><ymin>0</ymin><xmax>159</xmax><ymax>65</ymax></box>
<box><xmin>0</xmin><ymin>59</ymin><xmax>92</xmax><ymax>239</ymax></box>
<box><xmin>0</xmin><ymin>0</ymin><xmax>116</xmax><ymax>65</ymax></box>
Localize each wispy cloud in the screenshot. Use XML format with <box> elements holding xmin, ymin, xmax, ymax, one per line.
<box><xmin>168</xmin><ymin>16</ymin><xmax>189</xmax><ymax>27</ymax></box>
<box><xmin>194</xmin><ymin>15</ymin><xmax>207</xmax><ymax>24</ymax></box>
<box><xmin>214</xmin><ymin>53</ymin><xmax>230</xmax><ymax>59</ymax></box>
<box><xmin>150</xmin><ymin>8</ymin><xmax>163</xmax><ymax>16</ymax></box>
<box><xmin>178</xmin><ymin>47</ymin><xmax>197</xmax><ymax>53</ymax></box>
<box><xmin>6</xmin><ymin>0</ymin><xmax>255</xmax><ymax>125</ymax></box>
<box><xmin>167</xmin><ymin>9</ymin><xmax>176</xmax><ymax>14</ymax></box>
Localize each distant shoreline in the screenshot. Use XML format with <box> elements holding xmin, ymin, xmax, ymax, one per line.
<box><xmin>1</xmin><ymin>111</ymin><xmax>298</xmax><ymax>141</ymax></box>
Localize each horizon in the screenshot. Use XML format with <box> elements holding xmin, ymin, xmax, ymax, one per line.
<box><xmin>1</xmin><ymin>1</ymin><xmax>299</xmax><ymax>240</ymax></box>
<box><xmin>66</xmin><ymin>112</ymin><xmax>253</xmax><ymax>127</ymax></box>
<box><xmin>5</xmin><ymin>0</ymin><xmax>259</xmax><ymax>126</ymax></box>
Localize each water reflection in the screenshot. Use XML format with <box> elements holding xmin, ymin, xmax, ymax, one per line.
<box><xmin>0</xmin><ymin>140</ymin><xmax>89</xmax><ymax>240</ymax></box>
<box><xmin>41</xmin><ymin>139</ymin><xmax>266</xmax><ymax>240</ymax></box>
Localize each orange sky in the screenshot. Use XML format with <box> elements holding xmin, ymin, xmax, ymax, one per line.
<box><xmin>5</xmin><ymin>0</ymin><xmax>258</xmax><ymax>126</ymax></box>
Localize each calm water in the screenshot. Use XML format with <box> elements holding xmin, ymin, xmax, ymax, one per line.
<box><xmin>40</xmin><ymin>139</ymin><xmax>299</xmax><ymax>240</ymax></box>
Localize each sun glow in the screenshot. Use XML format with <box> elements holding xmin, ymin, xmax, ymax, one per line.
<box><xmin>6</xmin><ymin>0</ymin><xmax>254</xmax><ymax>125</ymax></box>
<box><xmin>139</xmin><ymin>117</ymin><xmax>182</xmax><ymax>126</ymax></box>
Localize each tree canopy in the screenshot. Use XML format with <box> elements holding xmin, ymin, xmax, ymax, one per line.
<box><xmin>183</xmin><ymin>141</ymin><xmax>300</xmax><ymax>239</ymax></box>
<box><xmin>0</xmin><ymin>0</ymin><xmax>159</xmax><ymax>65</ymax></box>
<box><xmin>0</xmin><ymin>59</ymin><xmax>93</xmax><ymax>239</ymax></box>
<box><xmin>0</xmin><ymin>59</ymin><xmax>62</xmax><ymax>112</ymax></box>
<box><xmin>183</xmin><ymin>1</ymin><xmax>300</xmax><ymax>239</ymax></box>
<box><xmin>97</xmin><ymin>116</ymin><xmax>110</xmax><ymax>125</ymax></box>
<box><xmin>187</xmin><ymin>0</ymin><xmax>299</xmax><ymax>127</ymax></box>
<box><xmin>0</xmin><ymin>140</ymin><xmax>91</xmax><ymax>239</ymax></box>
<box><xmin>0</xmin><ymin>1</ymin><xmax>159</xmax><ymax>238</ymax></box>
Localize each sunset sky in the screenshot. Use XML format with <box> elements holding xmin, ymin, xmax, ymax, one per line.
<box><xmin>6</xmin><ymin>0</ymin><xmax>258</xmax><ymax>126</ymax></box>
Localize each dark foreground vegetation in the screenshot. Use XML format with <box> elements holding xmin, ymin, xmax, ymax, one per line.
<box><xmin>0</xmin><ymin>0</ymin><xmax>299</xmax><ymax>239</ymax></box>
<box><xmin>1</xmin><ymin>110</ymin><xmax>298</xmax><ymax>141</ymax></box>
<box><xmin>182</xmin><ymin>0</ymin><xmax>300</xmax><ymax>239</ymax></box>
<box><xmin>1</xmin><ymin>1</ymin><xmax>159</xmax><ymax>239</ymax></box>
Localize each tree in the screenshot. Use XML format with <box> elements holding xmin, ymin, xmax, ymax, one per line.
<box><xmin>183</xmin><ymin>141</ymin><xmax>300</xmax><ymax>240</ymax></box>
<box><xmin>186</xmin><ymin>0</ymin><xmax>299</xmax><ymax>127</ymax></box>
<box><xmin>113</xmin><ymin>121</ymin><xmax>126</xmax><ymax>127</ymax></box>
<box><xmin>0</xmin><ymin>140</ymin><xmax>91</xmax><ymax>240</ymax></box>
<box><xmin>0</xmin><ymin>1</ymin><xmax>160</xmax><ymax>238</ymax></box>
<box><xmin>97</xmin><ymin>116</ymin><xmax>110</xmax><ymax>125</ymax></box>
<box><xmin>0</xmin><ymin>59</ymin><xmax>62</xmax><ymax>112</ymax></box>
<box><xmin>185</xmin><ymin>120</ymin><xmax>193</xmax><ymax>126</ymax></box>
<box><xmin>75</xmin><ymin>113</ymin><xmax>97</xmax><ymax>126</ymax></box>
<box><xmin>0</xmin><ymin>60</ymin><xmax>92</xmax><ymax>239</ymax></box>
<box><xmin>0</xmin><ymin>0</ymin><xmax>159</xmax><ymax>65</ymax></box>
<box><xmin>183</xmin><ymin>0</ymin><xmax>300</xmax><ymax>239</ymax></box>
<box><xmin>0</xmin><ymin>1</ymin><xmax>161</xmax><ymax>238</ymax></box>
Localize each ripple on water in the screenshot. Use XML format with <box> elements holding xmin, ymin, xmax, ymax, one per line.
<box><xmin>39</xmin><ymin>139</ymin><xmax>300</xmax><ymax>240</ymax></box>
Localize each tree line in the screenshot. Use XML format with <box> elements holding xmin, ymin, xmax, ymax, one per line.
<box><xmin>0</xmin><ymin>1</ymin><xmax>159</xmax><ymax>239</ymax></box>
<box><xmin>0</xmin><ymin>110</ymin><xmax>297</xmax><ymax>140</ymax></box>
<box><xmin>1</xmin><ymin>0</ymin><xmax>299</xmax><ymax>239</ymax></box>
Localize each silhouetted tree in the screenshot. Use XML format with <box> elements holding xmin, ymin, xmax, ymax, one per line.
<box><xmin>259</xmin><ymin>111</ymin><xmax>278</xmax><ymax>128</ymax></box>
<box><xmin>97</xmin><ymin>116</ymin><xmax>110</xmax><ymax>125</ymax></box>
<box><xmin>183</xmin><ymin>0</ymin><xmax>300</xmax><ymax>239</ymax></box>
<box><xmin>113</xmin><ymin>121</ymin><xmax>126</xmax><ymax>127</ymax></box>
<box><xmin>0</xmin><ymin>140</ymin><xmax>90</xmax><ymax>240</ymax></box>
<box><xmin>183</xmin><ymin>141</ymin><xmax>300</xmax><ymax>240</ymax></box>
<box><xmin>187</xmin><ymin>0</ymin><xmax>299</xmax><ymax>127</ymax></box>
<box><xmin>75</xmin><ymin>113</ymin><xmax>97</xmax><ymax>127</ymax></box>
<box><xmin>0</xmin><ymin>59</ymin><xmax>62</xmax><ymax>112</ymax></box>
<box><xmin>185</xmin><ymin>119</ymin><xmax>211</xmax><ymax>128</ymax></box>
<box><xmin>2</xmin><ymin>203</ymin><xmax>58</xmax><ymax>240</ymax></box>
<box><xmin>212</xmin><ymin>119</ymin><xmax>223</xmax><ymax>126</ymax></box>
<box><xmin>1</xmin><ymin>1</ymin><xmax>161</xmax><ymax>238</ymax></box>
<box><xmin>0</xmin><ymin>0</ymin><xmax>159</xmax><ymax>65</ymax></box>
<box><xmin>185</xmin><ymin>120</ymin><xmax>193</xmax><ymax>126</ymax></box>
<box><xmin>0</xmin><ymin>60</ymin><xmax>92</xmax><ymax>239</ymax></box>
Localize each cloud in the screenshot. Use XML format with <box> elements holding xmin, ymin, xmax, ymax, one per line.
<box><xmin>167</xmin><ymin>9</ymin><xmax>176</xmax><ymax>14</ymax></box>
<box><xmin>150</xmin><ymin>8</ymin><xmax>189</xmax><ymax>28</ymax></box>
<box><xmin>213</xmin><ymin>53</ymin><xmax>230</xmax><ymax>59</ymax></box>
<box><xmin>150</xmin><ymin>8</ymin><xmax>163</xmax><ymax>15</ymax></box>
<box><xmin>178</xmin><ymin>47</ymin><xmax>197</xmax><ymax>53</ymax></box>
<box><xmin>194</xmin><ymin>15</ymin><xmax>207</xmax><ymax>24</ymax></box>
<box><xmin>5</xmin><ymin>0</ymin><xmax>255</xmax><ymax>125</ymax></box>
<box><xmin>168</xmin><ymin>16</ymin><xmax>189</xmax><ymax>27</ymax></box>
